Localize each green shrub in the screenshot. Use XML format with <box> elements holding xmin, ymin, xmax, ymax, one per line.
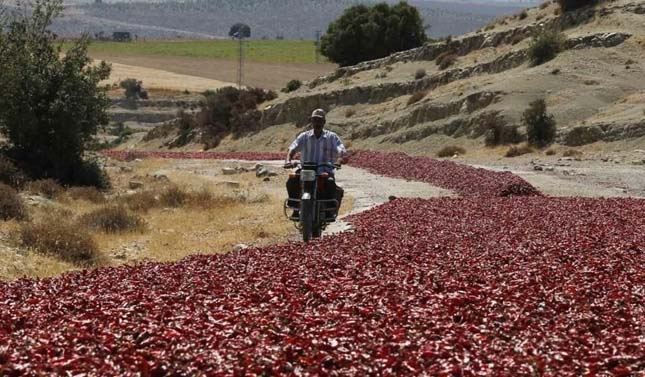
<box><xmin>0</xmin><ymin>156</ymin><xmax>27</xmax><ymax>189</ymax></box>
<box><xmin>20</xmin><ymin>221</ymin><xmax>101</xmax><ymax>265</ymax></box>
<box><xmin>320</xmin><ymin>2</ymin><xmax>426</xmax><ymax>66</ymax></box>
<box><xmin>528</xmin><ymin>32</ymin><xmax>565</xmax><ymax>66</ymax></box>
<box><xmin>557</xmin><ymin>0</ymin><xmax>594</xmax><ymax>12</ymax></box>
<box><xmin>437</xmin><ymin>146</ymin><xmax>466</xmax><ymax>158</ymax></box>
<box><xmin>524</xmin><ymin>99</ymin><xmax>557</xmax><ymax>148</ymax></box>
<box><xmin>0</xmin><ymin>2</ymin><xmax>111</xmax><ymax>189</ymax></box>
<box><xmin>282</xmin><ymin>79</ymin><xmax>302</xmax><ymax>93</ymax></box>
<box><xmin>482</xmin><ymin>112</ymin><xmax>523</xmax><ymax>146</ymax></box>
<box><xmin>120</xmin><ymin>78</ymin><xmax>145</xmax><ymax>100</ymax></box>
<box><xmin>80</xmin><ymin>206</ymin><xmax>145</xmax><ymax>233</ymax></box>
<box><xmin>0</xmin><ymin>183</ymin><xmax>28</xmax><ymax>221</ymax></box>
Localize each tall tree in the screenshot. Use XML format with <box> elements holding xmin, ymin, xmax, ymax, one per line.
<box><xmin>320</xmin><ymin>1</ymin><xmax>426</xmax><ymax>67</ymax></box>
<box><xmin>0</xmin><ymin>0</ymin><xmax>111</xmax><ymax>187</ymax></box>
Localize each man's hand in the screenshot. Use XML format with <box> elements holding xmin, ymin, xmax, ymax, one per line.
<box><xmin>283</xmin><ymin>160</ymin><xmax>297</xmax><ymax>169</ymax></box>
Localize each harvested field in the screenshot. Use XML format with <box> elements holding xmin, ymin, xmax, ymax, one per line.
<box><xmin>95</xmin><ymin>55</ymin><xmax>335</xmax><ymax>90</ymax></box>
<box><xmin>105</xmin><ymin>62</ymin><xmax>234</xmax><ymax>92</ymax></box>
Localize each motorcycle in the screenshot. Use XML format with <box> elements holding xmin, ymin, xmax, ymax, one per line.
<box><xmin>283</xmin><ymin>162</ymin><xmax>341</xmax><ymax>242</ymax></box>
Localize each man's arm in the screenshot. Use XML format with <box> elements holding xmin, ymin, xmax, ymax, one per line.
<box><xmin>285</xmin><ymin>133</ymin><xmax>303</xmax><ymax>164</ymax></box>
<box><xmin>335</xmin><ymin>135</ymin><xmax>348</xmax><ymax>164</ymax></box>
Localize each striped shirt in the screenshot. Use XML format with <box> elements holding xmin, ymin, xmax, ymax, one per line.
<box><xmin>289</xmin><ymin>129</ymin><xmax>347</xmax><ymax>172</ymax></box>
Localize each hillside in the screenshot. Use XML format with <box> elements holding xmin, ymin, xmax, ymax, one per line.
<box><xmin>48</xmin><ymin>0</ymin><xmax>530</xmax><ymax>39</ymax></box>
<box><xmin>168</xmin><ymin>0</ymin><xmax>644</xmax><ymax>157</ymax></box>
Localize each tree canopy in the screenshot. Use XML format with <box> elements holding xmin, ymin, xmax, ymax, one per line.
<box><xmin>0</xmin><ymin>0</ymin><xmax>111</xmax><ymax>187</ymax></box>
<box><xmin>320</xmin><ymin>1</ymin><xmax>427</xmax><ymax>67</ymax></box>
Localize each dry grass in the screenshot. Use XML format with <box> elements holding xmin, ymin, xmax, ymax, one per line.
<box><xmin>67</xmin><ymin>186</ymin><xmax>107</xmax><ymax>203</ymax></box>
<box><xmin>436</xmin><ymin>52</ymin><xmax>458</xmax><ymax>70</ymax></box>
<box><xmin>505</xmin><ymin>144</ymin><xmax>534</xmax><ymax>158</ymax></box>
<box><xmin>19</xmin><ymin>220</ymin><xmax>103</xmax><ymax>266</ymax></box>
<box><xmin>79</xmin><ymin>206</ymin><xmax>146</xmax><ymax>233</ymax></box>
<box><xmin>407</xmin><ymin>91</ymin><xmax>428</xmax><ymax>106</ymax></box>
<box><xmin>27</xmin><ymin>179</ymin><xmax>64</xmax><ymax>199</ymax></box>
<box><xmin>562</xmin><ymin>149</ymin><xmax>583</xmax><ymax>157</ymax></box>
<box><xmin>0</xmin><ymin>183</ymin><xmax>28</xmax><ymax>221</ymax></box>
<box><xmin>121</xmin><ymin>190</ymin><xmax>158</xmax><ymax>212</ymax></box>
<box><xmin>437</xmin><ymin>146</ymin><xmax>466</xmax><ymax>158</ymax></box>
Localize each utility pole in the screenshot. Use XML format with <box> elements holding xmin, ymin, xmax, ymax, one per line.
<box><xmin>315</xmin><ymin>30</ymin><xmax>321</xmax><ymax>64</ymax></box>
<box><xmin>237</xmin><ymin>37</ymin><xmax>244</xmax><ymax>88</ymax></box>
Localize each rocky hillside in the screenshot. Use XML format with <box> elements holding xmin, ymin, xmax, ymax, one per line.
<box><xmin>137</xmin><ymin>0</ymin><xmax>645</xmax><ymax>156</ymax></box>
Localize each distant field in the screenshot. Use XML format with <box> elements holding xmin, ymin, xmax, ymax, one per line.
<box><xmin>67</xmin><ymin>40</ymin><xmax>324</xmax><ymax>64</ymax></box>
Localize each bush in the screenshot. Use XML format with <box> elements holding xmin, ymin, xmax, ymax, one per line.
<box><xmin>345</xmin><ymin>108</ymin><xmax>356</xmax><ymax>118</ymax></box>
<box><xmin>320</xmin><ymin>2</ymin><xmax>427</xmax><ymax>66</ymax></box>
<box><xmin>121</xmin><ymin>191</ymin><xmax>158</xmax><ymax>212</ymax></box>
<box><xmin>528</xmin><ymin>32</ymin><xmax>565</xmax><ymax>66</ymax></box>
<box><xmin>79</xmin><ymin>206</ymin><xmax>145</xmax><ymax>233</ymax></box>
<box><xmin>437</xmin><ymin>146</ymin><xmax>466</xmax><ymax>158</ymax></box>
<box><xmin>518</xmin><ymin>10</ymin><xmax>528</xmax><ymax>20</ymax></box>
<box><xmin>482</xmin><ymin>112</ymin><xmax>523</xmax><ymax>146</ymax></box>
<box><xmin>120</xmin><ymin>78</ymin><xmax>145</xmax><ymax>100</ymax></box>
<box><xmin>20</xmin><ymin>221</ymin><xmax>101</xmax><ymax>265</ymax></box>
<box><xmin>0</xmin><ymin>183</ymin><xmax>28</xmax><ymax>221</ymax></box>
<box><xmin>0</xmin><ymin>2</ymin><xmax>111</xmax><ymax>187</ymax></box>
<box><xmin>27</xmin><ymin>179</ymin><xmax>64</xmax><ymax>199</ymax></box>
<box><xmin>282</xmin><ymin>79</ymin><xmax>302</xmax><ymax>93</ymax></box>
<box><xmin>562</xmin><ymin>149</ymin><xmax>583</xmax><ymax>157</ymax></box>
<box><xmin>436</xmin><ymin>52</ymin><xmax>457</xmax><ymax>70</ymax></box>
<box><xmin>557</xmin><ymin>0</ymin><xmax>594</xmax><ymax>12</ymax></box>
<box><xmin>160</xmin><ymin>186</ymin><xmax>188</xmax><ymax>207</ymax></box>
<box><xmin>414</xmin><ymin>69</ymin><xmax>427</xmax><ymax>80</ymax></box>
<box><xmin>67</xmin><ymin>186</ymin><xmax>106</xmax><ymax>203</ymax></box>
<box><xmin>524</xmin><ymin>99</ymin><xmax>557</xmax><ymax>148</ymax></box>
<box><xmin>545</xmin><ymin>149</ymin><xmax>557</xmax><ymax>156</ymax></box>
<box><xmin>505</xmin><ymin>144</ymin><xmax>534</xmax><ymax>158</ymax></box>
<box><xmin>407</xmin><ymin>91</ymin><xmax>427</xmax><ymax>106</ymax></box>
<box><xmin>0</xmin><ymin>156</ymin><xmax>27</xmax><ymax>189</ymax></box>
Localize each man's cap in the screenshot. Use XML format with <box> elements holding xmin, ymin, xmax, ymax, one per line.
<box><xmin>310</xmin><ymin>109</ymin><xmax>326</xmax><ymax>120</ymax></box>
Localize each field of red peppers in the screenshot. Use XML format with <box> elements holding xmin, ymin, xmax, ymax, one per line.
<box><xmin>1</xmin><ymin>150</ymin><xmax>642</xmax><ymax>375</ymax></box>
<box><xmin>347</xmin><ymin>151</ymin><xmax>540</xmax><ymax>197</ymax></box>
<box><xmin>1</xmin><ymin>197</ymin><xmax>643</xmax><ymax>375</ymax></box>
<box><xmin>103</xmin><ymin>150</ymin><xmax>538</xmax><ymax>198</ymax></box>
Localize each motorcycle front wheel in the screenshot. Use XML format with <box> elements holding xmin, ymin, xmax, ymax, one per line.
<box><xmin>300</xmin><ymin>199</ymin><xmax>314</xmax><ymax>242</ymax></box>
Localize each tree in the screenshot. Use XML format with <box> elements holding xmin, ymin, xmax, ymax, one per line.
<box><xmin>557</xmin><ymin>0</ymin><xmax>595</xmax><ymax>12</ymax></box>
<box><xmin>523</xmin><ymin>99</ymin><xmax>556</xmax><ymax>148</ymax></box>
<box><xmin>320</xmin><ymin>1</ymin><xmax>426</xmax><ymax>67</ymax></box>
<box><xmin>0</xmin><ymin>0</ymin><xmax>111</xmax><ymax>187</ymax></box>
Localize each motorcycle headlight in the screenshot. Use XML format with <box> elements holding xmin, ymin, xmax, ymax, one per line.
<box><xmin>300</xmin><ymin>170</ymin><xmax>316</xmax><ymax>182</ymax></box>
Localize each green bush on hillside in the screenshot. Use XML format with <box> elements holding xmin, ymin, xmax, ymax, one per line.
<box><xmin>0</xmin><ymin>0</ymin><xmax>111</xmax><ymax>188</ymax></box>
<box><xmin>528</xmin><ymin>31</ymin><xmax>565</xmax><ymax>66</ymax></box>
<box><xmin>321</xmin><ymin>2</ymin><xmax>427</xmax><ymax>67</ymax></box>
<box><xmin>524</xmin><ymin>99</ymin><xmax>556</xmax><ymax>148</ymax></box>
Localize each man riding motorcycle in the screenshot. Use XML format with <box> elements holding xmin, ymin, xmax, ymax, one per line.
<box><xmin>284</xmin><ymin>109</ymin><xmax>347</xmax><ymax>219</ymax></box>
